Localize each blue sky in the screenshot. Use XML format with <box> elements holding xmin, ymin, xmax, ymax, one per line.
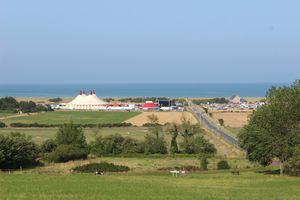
<box><xmin>0</xmin><ymin>0</ymin><xmax>299</xmax><ymax>84</ymax></box>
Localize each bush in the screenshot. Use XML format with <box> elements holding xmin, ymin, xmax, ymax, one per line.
<box><xmin>72</xmin><ymin>162</ymin><xmax>129</xmax><ymax>173</ymax></box>
<box><xmin>218</xmin><ymin>118</ymin><xmax>224</xmax><ymax>126</ymax></box>
<box><xmin>0</xmin><ymin>97</ymin><xmax>19</xmax><ymax>111</ymax></box>
<box><xmin>55</xmin><ymin>123</ymin><xmax>87</xmax><ymax>148</ymax></box>
<box><xmin>45</xmin><ymin>144</ymin><xmax>88</xmax><ymax>163</ymax></box>
<box><xmin>49</xmin><ymin>98</ymin><xmax>62</xmax><ymax>103</ymax></box>
<box><xmin>0</xmin><ymin>133</ymin><xmax>40</xmax><ymax>169</ymax></box>
<box><xmin>200</xmin><ymin>156</ymin><xmax>208</xmax><ymax>170</ymax></box>
<box><xmin>217</xmin><ymin>160</ymin><xmax>231</xmax><ymax>170</ymax></box>
<box><xmin>40</xmin><ymin>139</ymin><xmax>57</xmax><ymax>153</ymax></box>
<box><xmin>144</xmin><ymin>134</ymin><xmax>168</xmax><ymax>154</ymax></box>
<box><xmin>0</xmin><ymin>121</ymin><xmax>6</xmax><ymax>128</ymax></box>
<box><xmin>286</xmin><ymin>146</ymin><xmax>300</xmax><ymax>175</ymax></box>
<box><xmin>90</xmin><ymin>134</ymin><xmax>144</xmax><ymax>156</ymax></box>
<box><xmin>180</xmin><ymin>136</ymin><xmax>216</xmax><ymax>155</ymax></box>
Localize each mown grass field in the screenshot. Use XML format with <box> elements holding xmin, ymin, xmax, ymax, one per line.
<box><xmin>0</xmin><ymin>172</ymin><xmax>299</xmax><ymax>200</ymax></box>
<box><xmin>1</xmin><ymin>111</ymin><xmax>140</xmax><ymax>125</ymax></box>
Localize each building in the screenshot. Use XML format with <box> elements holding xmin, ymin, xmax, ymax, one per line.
<box><xmin>142</xmin><ymin>101</ymin><xmax>159</xmax><ymax>111</ymax></box>
<box><xmin>229</xmin><ymin>95</ymin><xmax>241</xmax><ymax>104</ymax></box>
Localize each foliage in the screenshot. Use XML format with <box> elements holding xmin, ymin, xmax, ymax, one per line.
<box><xmin>0</xmin><ymin>133</ymin><xmax>40</xmax><ymax>169</ymax></box>
<box><xmin>0</xmin><ymin>121</ymin><xmax>6</xmax><ymax>128</ymax></box>
<box><xmin>43</xmin><ymin>122</ymin><xmax>89</xmax><ymax>162</ymax></box>
<box><xmin>45</xmin><ymin>144</ymin><xmax>88</xmax><ymax>163</ymax></box>
<box><xmin>48</xmin><ymin>97</ymin><xmax>62</xmax><ymax>103</ymax></box>
<box><xmin>286</xmin><ymin>145</ymin><xmax>300</xmax><ymax>175</ymax></box>
<box><xmin>90</xmin><ymin>134</ymin><xmax>144</xmax><ymax>156</ymax></box>
<box><xmin>144</xmin><ymin>134</ymin><xmax>168</xmax><ymax>154</ymax></box>
<box><xmin>167</xmin><ymin>123</ymin><xmax>179</xmax><ymax>153</ymax></box>
<box><xmin>192</xmin><ymin>98</ymin><xmax>229</xmax><ymax>105</ymax></box>
<box><xmin>72</xmin><ymin>162</ymin><xmax>129</xmax><ymax>173</ymax></box>
<box><xmin>218</xmin><ymin>118</ymin><xmax>224</xmax><ymax>126</ymax></box>
<box><xmin>55</xmin><ymin>123</ymin><xmax>88</xmax><ymax>149</ymax></box>
<box><xmin>238</xmin><ymin>80</ymin><xmax>300</xmax><ymax>174</ymax></box>
<box><xmin>0</xmin><ymin>97</ymin><xmax>19</xmax><ymax>111</ymax></box>
<box><xmin>19</xmin><ymin>101</ymin><xmax>37</xmax><ymax>113</ymax></box>
<box><xmin>217</xmin><ymin>160</ymin><xmax>231</xmax><ymax>170</ymax></box>
<box><xmin>200</xmin><ymin>156</ymin><xmax>208</xmax><ymax>170</ymax></box>
<box><xmin>40</xmin><ymin>139</ymin><xmax>57</xmax><ymax>153</ymax></box>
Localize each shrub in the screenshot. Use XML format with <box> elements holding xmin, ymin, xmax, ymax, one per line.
<box><xmin>49</xmin><ymin>97</ymin><xmax>62</xmax><ymax>103</ymax></box>
<box><xmin>45</xmin><ymin>144</ymin><xmax>88</xmax><ymax>163</ymax></box>
<box><xmin>217</xmin><ymin>160</ymin><xmax>231</xmax><ymax>170</ymax></box>
<box><xmin>0</xmin><ymin>133</ymin><xmax>40</xmax><ymax>169</ymax></box>
<box><xmin>193</xmin><ymin>136</ymin><xmax>217</xmax><ymax>155</ymax></box>
<box><xmin>218</xmin><ymin>118</ymin><xmax>224</xmax><ymax>126</ymax></box>
<box><xmin>0</xmin><ymin>121</ymin><xmax>6</xmax><ymax>128</ymax></box>
<box><xmin>55</xmin><ymin>123</ymin><xmax>87</xmax><ymax>149</ymax></box>
<box><xmin>180</xmin><ymin>136</ymin><xmax>216</xmax><ymax>155</ymax></box>
<box><xmin>90</xmin><ymin>135</ymin><xmax>144</xmax><ymax>156</ymax></box>
<box><xmin>40</xmin><ymin>139</ymin><xmax>57</xmax><ymax>153</ymax></box>
<box><xmin>200</xmin><ymin>156</ymin><xmax>208</xmax><ymax>170</ymax></box>
<box><xmin>144</xmin><ymin>134</ymin><xmax>167</xmax><ymax>154</ymax></box>
<box><xmin>72</xmin><ymin>162</ymin><xmax>129</xmax><ymax>173</ymax></box>
<box><xmin>286</xmin><ymin>145</ymin><xmax>300</xmax><ymax>175</ymax></box>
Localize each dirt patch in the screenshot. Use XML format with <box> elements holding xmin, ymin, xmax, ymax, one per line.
<box><xmin>126</xmin><ymin>112</ymin><xmax>198</xmax><ymax>126</ymax></box>
<box><xmin>211</xmin><ymin>112</ymin><xmax>251</xmax><ymax>128</ymax></box>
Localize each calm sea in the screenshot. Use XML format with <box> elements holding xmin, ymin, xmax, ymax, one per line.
<box><xmin>0</xmin><ymin>83</ymin><xmax>287</xmax><ymax>98</ymax></box>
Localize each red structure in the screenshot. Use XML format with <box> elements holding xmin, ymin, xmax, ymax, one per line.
<box><xmin>142</xmin><ymin>101</ymin><xmax>159</xmax><ymax>110</ymax></box>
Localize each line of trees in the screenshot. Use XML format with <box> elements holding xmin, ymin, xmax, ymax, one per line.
<box><xmin>0</xmin><ymin>96</ymin><xmax>48</xmax><ymax>113</ymax></box>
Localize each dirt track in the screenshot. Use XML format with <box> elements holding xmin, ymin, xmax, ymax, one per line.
<box><xmin>126</xmin><ymin>111</ymin><xmax>198</xmax><ymax>126</ymax></box>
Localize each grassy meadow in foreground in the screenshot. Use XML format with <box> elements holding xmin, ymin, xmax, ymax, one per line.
<box><xmin>0</xmin><ymin>172</ymin><xmax>299</xmax><ymax>200</ymax></box>
<box><xmin>1</xmin><ymin>111</ymin><xmax>140</xmax><ymax>125</ymax></box>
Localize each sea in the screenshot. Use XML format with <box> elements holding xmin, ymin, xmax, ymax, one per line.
<box><xmin>0</xmin><ymin>83</ymin><xmax>287</xmax><ymax>98</ymax></box>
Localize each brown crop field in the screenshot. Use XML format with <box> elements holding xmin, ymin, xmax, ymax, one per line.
<box><xmin>126</xmin><ymin>111</ymin><xmax>198</xmax><ymax>126</ymax></box>
<box><xmin>211</xmin><ymin>112</ymin><xmax>251</xmax><ymax>128</ymax></box>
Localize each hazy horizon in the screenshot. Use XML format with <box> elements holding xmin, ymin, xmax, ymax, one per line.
<box><xmin>1</xmin><ymin>0</ymin><xmax>299</xmax><ymax>84</ymax></box>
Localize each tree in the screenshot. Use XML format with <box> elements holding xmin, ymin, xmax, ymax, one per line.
<box><xmin>167</xmin><ymin>123</ymin><xmax>179</xmax><ymax>154</ymax></box>
<box><xmin>179</xmin><ymin>116</ymin><xmax>205</xmax><ymax>153</ymax></box>
<box><xmin>147</xmin><ymin>114</ymin><xmax>161</xmax><ymax>139</ymax></box>
<box><xmin>49</xmin><ymin>97</ymin><xmax>62</xmax><ymax>103</ymax></box>
<box><xmin>40</xmin><ymin>139</ymin><xmax>57</xmax><ymax>153</ymax></box>
<box><xmin>0</xmin><ymin>133</ymin><xmax>40</xmax><ymax>168</ymax></box>
<box><xmin>45</xmin><ymin>122</ymin><xmax>89</xmax><ymax>162</ymax></box>
<box><xmin>0</xmin><ymin>121</ymin><xmax>6</xmax><ymax>128</ymax></box>
<box><xmin>19</xmin><ymin>101</ymin><xmax>37</xmax><ymax>113</ymax></box>
<box><xmin>217</xmin><ymin>160</ymin><xmax>231</xmax><ymax>170</ymax></box>
<box><xmin>55</xmin><ymin>122</ymin><xmax>87</xmax><ymax>149</ymax></box>
<box><xmin>238</xmin><ymin>80</ymin><xmax>300</xmax><ymax>175</ymax></box>
<box><xmin>286</xmin><ymin>145</ymin><xmax>300</xmax><ymax>175</ymax></box>
<box><xmin>218</xmin><ymin>118</ymin><xmax>224</xmax><ymax>126</ymax></box>
<box><xmin>0</xmin><ymin>97</ymin><xmax>19</xmax><ymax>111</ymax></box>
<box><xmin>144</xmin><ymin>134</ymin><xmax>167</xmax><ymax>154</ymax></box>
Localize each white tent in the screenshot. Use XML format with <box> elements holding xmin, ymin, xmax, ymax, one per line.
<box><xmin>67</xmin><ymin>90</ymin><xmax>107</xmax><ymax>110</ymax></box>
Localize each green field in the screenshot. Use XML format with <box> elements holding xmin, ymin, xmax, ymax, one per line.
<box><xmin>2</xmin><ymin>111</ymin><xmax>140</xmax><ymax>125</ymax></box>
<box><xmin>0</xmin><ymin>112</ymin><xmax>17</xmax><ymax>118</ymax></box>
<box><xmin>0</xmin><ymin>172</ymin><xmax>299</xmax><ymax>200</ymax></box>
<box><xmin>0</xmin><ymin>127</ymin><xmax>149</xmax><ymax>144</ymax></box>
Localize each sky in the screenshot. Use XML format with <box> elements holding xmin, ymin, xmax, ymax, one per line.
<box><xmin>0</xmin><ymin>0</ymin><xmax>299</xmax><ymax>84</ymax></box>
